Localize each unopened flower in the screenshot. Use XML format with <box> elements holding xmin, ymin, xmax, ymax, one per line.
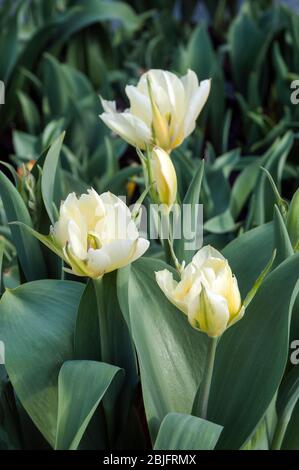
<box><xmin>151</xmin><ymin>146</ymin><xmax>177</xmax><ymax>208</ymax></box>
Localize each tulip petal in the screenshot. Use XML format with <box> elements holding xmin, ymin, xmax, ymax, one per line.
<box><xmin>184</xmin><ymin>79</ymin><xmax>211</xmax><ymax>137</ymax></box>
<box><xmin>181</xmin><ymin>69</ymin><xmax>199</xmax><ymax>102</ymax></box>
<box><xmin>52</xmin><ymin>193</ymin><xmax>89</xmax><ymax>248</ymax></box>
<box><xmin>100</xmin><ymin>97</ymin><xmax>117</xmax><ymax>113</ymax></box>
<box><xmin>190</xmin><ymin>286</ymin><xmax>230</xmax><ymax>337</ymax></box>
<box><xmin>125</xmin><ymin>85</ymin><xmax>151</xmax><ymax>126</ymax></box>
<box><xmin>87</xmin><ymin>238</ymin><xmax>149</xmax><ymax>276</ymax></box>
<box><xmin>131</xmin><ymin>237</ymin><xmax>150</xmax><ymax>263</ymax></box>
<box><xmin>191</xmin><ymin>245</ymin><xmax>224</xmax><ymax>270</ymax></box>
<box><xmin>67</xmin><ymin>220</ymin><xmax>87</xmax><ymax>261</ymax></box>
<box><xmin>228</xmin><ymin>305</ymin><xmax>245</xmax><ymax>328</ymax></box>
<box><xmin>99</xmin><ymin>191</ymin><xmax>139</xmax><ymax>241</ymax></box>
<box><xmin>155</xmin><ymin>269</ymin><xmax>189</xmax><ymax>315</ymax></box>
<box><xmin>100</xmin><ymin>111</ymin><xmax>151</xmax><ymax>149</ymax></box>
<box><xmin>227</xmin><ymin>276</ymin><xmax>242</xmax><ymax>318</ymax></box>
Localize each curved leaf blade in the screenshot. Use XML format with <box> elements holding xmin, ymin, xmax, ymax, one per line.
<box><xmin>154</xmin><ymin>412</ymin><xmax>223</xmax><ymax>450</ymax></box>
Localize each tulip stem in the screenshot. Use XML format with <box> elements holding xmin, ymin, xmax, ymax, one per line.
<box><xmin>195</xmin><ymin>337</ymin><xmax>218</xmax><ymax>420</ymax></box>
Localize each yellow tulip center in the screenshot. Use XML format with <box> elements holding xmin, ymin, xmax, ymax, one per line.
<box><xmin>87</xmin><ymin>232</ymin><xmax>102</xmax><ymax>250</ymax></box>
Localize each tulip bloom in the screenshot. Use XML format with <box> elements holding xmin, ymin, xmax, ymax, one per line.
<box><xmin>42</xmin><ymin>189</ymin><xmax>149</xmax><ymax>279</ymax></box>
<box><xmin>151</xmin><ymin>146</ymin><xmax>177</xmax><ymax>208</ymax></box>
<box><xmin>155</xmin><ymin>245</ymin><xmax>244</xmax><ymax>337</ymax></box>
<box><xmin>100</xmin><ymin>69</ymin><xmax>210</xmax><ymax>152</ymax></box>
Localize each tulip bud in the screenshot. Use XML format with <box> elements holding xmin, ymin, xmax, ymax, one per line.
<box><xmin>151</xmin><ymin>146</ymin><xmax>177</xmax><ymax>208</ymax></box>
<box><xmin>147</xmin><ymin>77</ymin><xmax>171</xmax><ymax>150</ymax></box>
<box><xmin>287</xmin><ymin>188</ymin><xmax>299</xmax><ymax>251</ymax></box>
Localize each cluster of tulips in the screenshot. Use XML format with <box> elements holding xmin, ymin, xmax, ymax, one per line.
<box><xmin>23</xmin><ymin>69</ymin><xmax>274</xmax><ymax>424</ymax></box>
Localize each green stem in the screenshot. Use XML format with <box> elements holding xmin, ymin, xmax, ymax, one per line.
<box><xmin>270</xmin><ymin>415</ymin><xmax>290</xmax><ymax>450</ymax></box>
<box><xmin>93</xmin><ymin>277</ymin><xmax>110</xmax><ymax>364</ymax></box>
<box><xmin>196</xmin><ymin>337</ymin><xmax>218</xmax><ymax>420</ymax></box>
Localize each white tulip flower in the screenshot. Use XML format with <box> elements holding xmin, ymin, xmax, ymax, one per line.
<box><xmin>47</xmin><ymin>189</ymin><xmax>149</xmax><ymax>279</ymax></box>
<box><xmin>155</xmin><ymin>245</ymin><xmax>245</xmax><ymax>338</ymax></box>
<box><xmin>100</xmin><ymin>69</ymin><xmax>211</xmax><ymax>152</ymax></box>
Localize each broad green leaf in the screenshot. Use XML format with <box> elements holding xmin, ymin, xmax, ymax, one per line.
<box><xmin>17</xmin><ymin>90</ymin><xmax>40</xmax><ymax>135</ymax></box>
<box><xmin>0</xmin><ymin>171</ymin><xmax>47</xmax><ymax>281</ymax></box>
<box><xmin>0</xmin><ymin>14</ymin><xmax>17</xmax><ymax>83</ymax></box>
<box><xmin>229</xmin><ymin>3</ymin><xmax>271</xmax><ymax>92</ymax></box>
<box><xmin>13</xmin><ymin>131</ymin><xmax>40</xmax><ymax>161</ymax></box>
<box><xmin>0</xmin><ymin>280</ymin><xmax>84</xmax><ymax>446</ymax></box>
<box><xmin>93</xmin><ymin>272</ymin><xmax>138</xmax><ymax>437</ymax></box>
<box><xmin>253</xmin><ymin>132</ymin><xmax>293</xmax><ymax>225</ymax></box>
<box><xmin>66</xmin><ymin>0</ymin><xmax>143</xmax><ymax>34</ymax></box>
<box><xmin>261</xmin><ymin>167</ymin><xmax>288</xmax><ymax>218</ymax></box>
<box><xmin>174</xmin><ymin>160</ymin><xmax>204</xmax><ymax>264</ymax></box>
<box><xmin>0</xmin><ymin>238</ymin><xmax>4</xmax><ymax>293</ymax></box>
<box><xmin>154</xmin><ymin>413</ymin><xmax>223</xmax><ymax>450</ymax></box>
<box><xmin>208</xmin><ymin>254</ymin><xmax>299</xmax><ymax>449</ymax></box>
<box><xmin>229</xmin><ymin>159</ymin><xmax>261</xmax><ymax>219</ymax></box>
<box><xmin>176</xmin><ymin>24</ymin><xmax>225</xmax><ymax>147</ymax></box>
<box><xmin>204</xmin><ymin>209</ymin><xmax>239</xmax><ymax>234</ymax></box>
<box><xmin>205</xmin><ymin>151</ymin><xmax>237</xmax><ymax>218</ymax></box>
<box><xmin>74</xmin><ymin>280</ymin><xmax>101</xmax><ymax>361</ymax></box>
<box><xmin>272</xmin><ymin>366</ymin><xmax>299</xmax><ymax>450</ymax></box>
<box><xmin>1</xmin><ymin>1</ymin><xmax>143</xmax><ymax>131</ymax></box>
<box><xmin>241</xmin><ymin>393</ymin><xmax>277</xmax><ymax>450</ymax></box>
<box><xmin>223</xmin><ymin>222</ymin><xmax>274</xmax><ymax>296</ymax></box>
<box><xmin>241</xmin><ymin>419</ymin><xmax>270</xmax><ymax>450</ymax></box>
<box><xmin>0</xmin><ymin>367</ymin><xmax>22</xmax><ymax>450</ymax></box>
<box><xmin>287</xmin><ymin>188</ymin><xmax>299</xmax><ymax>250</ymax></box>
<box><xmin>282</xmin><ymin>400</ymin><xmax>299</xmax><ymax>450</ymax></box>
<box><xmin>55</xmin><ymin>360</ymin><xmax>124</xmax><ymax>450</ymax></box>
<box><xmin>273</xmin><ymin>205</ymin><xmax>294</xmax><ymax>267</ymax></box>
<box><xmin>41</xmin><ymin>132</ymin><xmax>65</xmax><ymax>225</ymax></box>
<box><xmin>117</xmin><ymin>257</ymin><xmax>208</xmax><ymax>441</ymax></box>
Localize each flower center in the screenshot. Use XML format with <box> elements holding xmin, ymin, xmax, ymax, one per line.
<box><xmin>87</xmin><ymin>232</ymin><xmax>102</xmax><ymax>250</ymax></box>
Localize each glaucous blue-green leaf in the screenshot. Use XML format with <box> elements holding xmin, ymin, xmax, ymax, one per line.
<box><xmin>41</xmin><ymin>132</ymin><xmax>65</xmax><ymax>225</ymax></box>
<box><xmin>207</xmin><ymin>254</ymin><xmax>299</xmax><ymax>449</ymax></box>
<box><xmin>0</xmin><ymin>238</ymin><xmax>4</xmax><ymax>293</ymax></box>
<box><xmin>273</xmin><ymin>205</ymin><xmax>293</xmax><ymax>267</ymax></box>
<box><xmin>93</xmin><ymin>272</ymin><xmax>138</xmax><ymax>439</ymax></box>
<box><xmin>287</xmin><ymin>188</ymin><xmax>299</xmax><ymax>250</ymax></box>
<box><xmin>117</xmin><ymin>257</ymin><xmax>209</xmax><ymax>442</ymax></box>
<box><xmin>273</xmin><ymin>365</ymin><xmax>299</xmax><ymax>449</ymax></box>
<box><xmin>0</xmin><ymin>280</ymin><xmax>84</xmax><ymax>446</ymax></box>
<box><xmin>154</xmin><ymin>413</ymin><xmax>223</xmax><ymax>450</ymax></box>
<box><xmin>74</xmin><ymin>280</ymin><xmax>101</xmax><ymax>361</ymax></box>
<box><xmin>228</xmin><ymin>2</ymin><xmax>271</xmax><ymax>91</ymax></box>
<box><xmin>174</xmin><ymin>160</ymin><xmax>204</xmax><ymax>264</ymax></box>
<box><xmin>282</xmin><ymin>400</ymin><xmax>299</xmax><ymax>450</ymax></box>
<box><xmin>55</xmin><ymin>360</ymin><xmax>124</xmax><ymax>450</ymax></box>
<box><xmin>0</xmin><ymin>171</ymin><xmax>47</xmax><ymax>281</ymax></box>
<box><xmin>253</xmin><ymin>132</ymin><xmax>293</xmax><ymax>225</ymax></box>
<box><xmin>223</xmin><ymin>222</ymin><xmax>274</xmax><ymax>296</ymax></box>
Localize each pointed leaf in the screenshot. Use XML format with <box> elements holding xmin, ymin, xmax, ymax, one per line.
<box><xmin>154</xmin><ymin>413</ymin><xmax>223</xmax><ymax>450</ymax></box>
<box><xmin>0</xmin><ymin>280</ymin><xmax>84</xmax><ymax>446</ymax></box>
<box><xmin>0</xmin><ymin>171</ymin><xmax>47</xmax><ymax>281</ymax></box>
<box><xmin>55</xmin><ymin>360</ymin><xmax>124</xmax><ymax>450</ymax></box>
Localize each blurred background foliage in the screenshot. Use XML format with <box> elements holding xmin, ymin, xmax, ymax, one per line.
<box><xmin>0</xmin><ymin>0</ymin><xmax>299</xmax><ymax>287</ymax></box>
